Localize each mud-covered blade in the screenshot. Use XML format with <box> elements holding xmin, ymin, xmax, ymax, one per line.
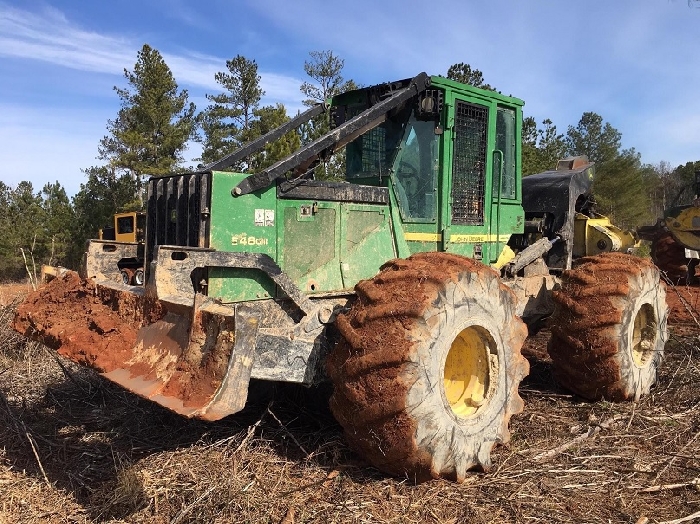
<box><xmin>13</xmin><ymin>271</ymin><xmax>258</xmax><ymax>421</ymax></box>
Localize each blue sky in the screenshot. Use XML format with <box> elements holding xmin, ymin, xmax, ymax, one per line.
<box><xmin>1</xmin><ymin>0</ymin><xmax>699</xmax><ymax>197</ymax></box>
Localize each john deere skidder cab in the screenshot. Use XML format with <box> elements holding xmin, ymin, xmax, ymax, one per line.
<box><xmin>15</xmin><ymin>73</ymin><xmax>667</xmax><ymax>482</ymax></box>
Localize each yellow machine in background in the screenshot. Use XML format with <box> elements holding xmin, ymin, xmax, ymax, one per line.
<box><xmin>96</xmin><ymin>211</ymin><xmax>146</xmax><ymax>285</ymax></box>
<box><xmin>638</xmin><ymin>170</ymin><xmax>700</xmax><ymax>284</ymax></box>
<box><xmin>99</xmin><ymin>212</ymin><xmax>145</xmax><ymax>244</ymax></box>
<box><xmin>662</xmin><ymin>205</ymin><xmax>700</xmax><ymax>253</ymax></box>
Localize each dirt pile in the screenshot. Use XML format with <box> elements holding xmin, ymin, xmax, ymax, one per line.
<box><xmin>11</xmin><ymin>272</ymin><xmax>232</xmax><ymax>416</ymax></box>
<box><xmin>665</xmin><ymin>284</ymin><xmax>700</xmax><ymax>325</ymax></box>
<box><xmin>13</xmin><ymin>272</ymin><xmax>141</xmax><ymax>370</ymax></box>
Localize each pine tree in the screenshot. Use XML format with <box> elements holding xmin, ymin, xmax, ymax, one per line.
<box><xmin>68</xmin><ymin>167</ymin><xmax>139</xmax><ymax>268</ymax></box>
<box><xmin>0</xmin><ymin>181</ymin><xmax>74</xmax><ymax>279</ymax></box>
<box><xmin>566</xmin><ymin>112</ymin><xmax>651</xmax><ymax>228</ymax></box>
<box><xmin>98</xmin><ymin>44</ymin><xmax>196</xmax><ymax>186</ymax></box>
<box><xmin>446</xmin><ymin>62</ymin><xmax>494</xmax><ymax>91</ymax></box>
<box><xmin>522</xmin><ymin>118</ymin><xmax>567</xmax><ymax>175</ymax></box>
<box><xmin>198</xmin><ymin>55</ymin><xmax>264</xmax><ymax>168</ymax></box>
<box><xmin>299</xmin><ymin>50</ymin><xmax>357</xmax><ymax>179</ymax></box>
<box><xmin>248</xmin><ymin>104</ymin><xmax>301</xmax><ymax>171</ymax></box>
<box><xmin>40</xmin><ymin>182</ymin><xmax>74</xmax><ymax>267</ymax></box>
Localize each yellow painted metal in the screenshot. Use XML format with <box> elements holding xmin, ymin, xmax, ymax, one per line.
<box><xmin>665</xmin><ymin>207</ymin><xmax>700</xmax><ymax>251</ymax></box>
<box><xmin>492</xmin><ymin>245</ymin><xmax>516</xmax><ymax>270</ymax></box>
<box><xmin>404</xmin><ymin>232</ymin><xmax>442</xmax><ymax>242</ymax></box>
<box><xmin>114</xmin><ymin>213</ymin><xmax>136</xmax><ymax>243</ymax></box>
<box><xmin>443</xmin><ymin>326</ymin><xmax>494</xmax><ymax>418</ymax></box>
<box><xmin>573</xmin><ymin>213</ymin><xmax>638</xmax><ymax>257</ymax></box>
<box><xmin>450</xmin><ymin>233</ymin><xmax>511</xmax><ymax>244</ymax></box>
<box><xmin>402</xmin><ymin>232</ymin><xmax>513</xmax><ymax>243</ymax></box>
<box><xmin>98</xmin><ymin>212</ymin><xmax>144</xmax><ymax>244</ymax></box>
<box><xmin>632</xmin><ymin>303</ymin><xmax>656</xmax><ymax>367</ymax></box>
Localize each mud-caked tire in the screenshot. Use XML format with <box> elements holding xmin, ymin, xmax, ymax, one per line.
<box><xmin>652</xmin><ymin>231</ymin><xmax>693</xmax><ymax>284</ymax></box>
<box><xmin>549</xmin><ymin>252</ymin><xmax>668</xmax><ymax>401</ymax></box>
<box><xmin>326</xmin><ymin>252</ymin><xmax>529</xmax><ymax>482</ymax></box>
<box><xmin>120</xmin><ymin>268</ymin><xmax>134</xmax><ymax>285</ymax></box>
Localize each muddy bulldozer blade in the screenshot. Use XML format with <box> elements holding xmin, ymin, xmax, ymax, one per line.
<box><xmin>12</xmin><ymin>271</ymin><xmax>259</xmax><ymax>421</ymax></box>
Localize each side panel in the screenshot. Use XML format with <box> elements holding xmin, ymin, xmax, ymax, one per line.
<box><xmin>340</xmin><ymin>204</ymin><xmax>396</xmax><ymax>287</ymax></box>
<box><xmin>280</xmin><ymin>201</ymin><xmax>343</xmax><ymax>293</ymax></box>
<box><xmin>208</xmin><ymin>172</ymin><xmax>278</xmax><ymax>302</ymax></box>
<box><xmin>277</xmin><ymin>200</ymin><xmax>396</xmax><ymax>294</ymax></box>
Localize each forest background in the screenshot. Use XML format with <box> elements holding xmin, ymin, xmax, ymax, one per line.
<box><xmin>1</xmin><ymin>45</ymin><xmax>698</xmax><ymax>281</ymax></box>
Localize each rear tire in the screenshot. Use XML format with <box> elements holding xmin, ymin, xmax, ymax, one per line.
<box><xmin>549</xmin><ymin>253</ymin><xmax>668</xmax><ymax>401</ymax></box>
<box><xmin>326</xmin><ymin>253</ymin><xmax>529</xmax><ymax>482</ymax></box>
<box><xmin>652</xmin><ymin>231</ymin><xmax>691</xmax><ymax>284</ymax></box>
<box><xmin>119</xmin><ymin>268</ymin><xmax>133</xmax><ymax>285</ymax></box>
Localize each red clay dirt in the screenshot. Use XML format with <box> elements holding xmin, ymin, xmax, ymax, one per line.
<box><xmin>11</xmin><ymin>272</ymin><xmax>231</xmax><ymax>415</ymax></box>
<box><xmin>665</xmin><ymin>284</ymin><xmax>700</xmax><ymax>325</ymax></box>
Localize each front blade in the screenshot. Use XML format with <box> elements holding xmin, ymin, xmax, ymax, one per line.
<box><xmin>13</xmin><ymin>271</ymin><xmax>256</xmax><ymax>420</ymax></box>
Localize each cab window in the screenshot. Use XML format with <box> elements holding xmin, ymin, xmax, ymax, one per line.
<box><xmin>392</xmin><ymin>115</ymin><xmax>439</xmax><ymax>222</ymax></box>
<box><xmin>494</xmin><ymin>107</ymin><xmax>516</xmax><ymax>199</ymax></box>
<box><xmin>117</xmin><ymin>216</ymin><xmax>134</xmax><ymax>234</ymax></box>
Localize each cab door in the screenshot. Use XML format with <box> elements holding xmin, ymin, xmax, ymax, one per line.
<box><xmin>441</xmin><ymin>95</ymin><xmax>521</xmax><ymax>263</ymax></box>
<box><xmin>442</xmin><ymin>96</ymin><xmax>493</xmax><ymax>261</ymax></box>
<box><xmin>389</xmin><ymin>113</ymin><xmax>442</xmax><ymax>253</ymax></box>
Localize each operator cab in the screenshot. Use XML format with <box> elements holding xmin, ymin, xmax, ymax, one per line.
<box><xmin>345</xmin><ymin>104</ymin><xmax>439</xmax><ymax>223</ymax></box>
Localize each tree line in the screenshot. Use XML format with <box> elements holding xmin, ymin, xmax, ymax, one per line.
<box><xmin>1</xmin><ymin>48</ymin><xmax>698</xmax><ymax>280</ymax></box>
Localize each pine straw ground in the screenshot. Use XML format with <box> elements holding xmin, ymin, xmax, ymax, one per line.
<box><xmin>0</xmin><ymin>281</ymin><xmax>699</xmax><ymax>524</ymax></box>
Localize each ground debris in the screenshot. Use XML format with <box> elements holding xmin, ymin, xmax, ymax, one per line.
<box><xmin>1</xmin><ymin>280</ymin><xmax>699</xmax><ymax>523</ymax></box>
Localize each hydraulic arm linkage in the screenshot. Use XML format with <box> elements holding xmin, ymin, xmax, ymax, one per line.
<box><xmin>198</xmin><ymin>72</ymin><xmax>431</xmax><ymax>196</ymax></box>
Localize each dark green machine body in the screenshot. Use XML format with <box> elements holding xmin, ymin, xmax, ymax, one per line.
<box><xmin>176</xmin><ymin>76</ymin><xmax>525</xmax><ymax>304</ymax></box>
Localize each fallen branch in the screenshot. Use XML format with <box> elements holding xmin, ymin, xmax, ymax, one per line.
<box><xmin>654</xmin><ymin>429</ymin><xmax>700</xmax><ymax>483</ymax></box>
<box><xmin>231</xmin><ymin>413</ymin><xmax>265</xmax><ymax>454</ymax></box>
<box><xmin>533</xmin><ymin>415</ymin><xmax>625</xmax><ymax>463</ymax></box>
<box><xmin>268</xmin><ymin>406</ymin><xmax>310</xmax><ymax>457</ymax></box>
<box><xmin>636</xmin><ymin>478</ymin><xmax>700</xmax><ymax>493</ymax></box>
<box><xmin>658</xmin><ymin>510</ymin><xmax>700</xmax><ymax>524</ymax></box>
<box><xmin>170</xmin><ymin>485</ymin><xmax>216</xmax><ymax>524</ymax></box>
<box><xmin>25</xmin><ymin>428</ymin><xmax>50</xmax><ymax>486</ymax></box>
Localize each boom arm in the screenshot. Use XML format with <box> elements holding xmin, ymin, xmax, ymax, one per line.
<box><xmin>201</xmin><ymin>103</ymin><xmax>326</xmax><ymax>172</ymax></box>
<box><xmin>231</xmin><ymin>72</ymin><xmax>431</xmax><ymax>196</ymax></box>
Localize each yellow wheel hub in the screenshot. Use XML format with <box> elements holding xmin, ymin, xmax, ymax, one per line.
<box><xmin>443</xmin><ymin>326</ymin><xmax>495</xmax><ymax>418</ymax></box>
<box><xmin>632</xmin><ymin>303</ymin><xmax>656</xmax><ymax>367</ymax></box>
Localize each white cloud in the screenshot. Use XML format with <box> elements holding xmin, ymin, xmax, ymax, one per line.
<box><xmin>0</xmin><ymin>3</ymin><xmax>310</xmax><ymax>197</ymax></box>
<box><xmin>0</xmin><ymin>4</ymin><xmax>134</xmax><ymax>75</ymax></box>
<box><xmin>0</xmin><ymin>3</ymin><xmax>304</xmax><ymax>111</ymax></box>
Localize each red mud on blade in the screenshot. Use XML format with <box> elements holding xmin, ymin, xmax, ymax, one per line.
<box><xmin>12</xmin><ymin>272</ymin><xmax>233</xmax><ymax>418</ymax></box>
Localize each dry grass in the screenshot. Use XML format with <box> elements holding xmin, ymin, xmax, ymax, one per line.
<box><xmin>1</xmin><ymin>283</ymin><xmax>699</xmax><ymax>523</ymax></box>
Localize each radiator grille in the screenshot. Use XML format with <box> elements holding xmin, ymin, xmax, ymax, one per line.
<box><xmin>451</xmin><ymin>101</ymin><xmax>488</xmax><ymax>225</ymax></box>
<box><xmin>145</xmin><ymin>173</ymin><xmax>211</xmax><ymax>268</ymax></box>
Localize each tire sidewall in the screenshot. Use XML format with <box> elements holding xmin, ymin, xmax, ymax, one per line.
<box><xmin>613</xmin><ymin>266</ymin><xmax>668</xmax><ymax>399</ymax></box>
<box><xmin>405</xmin><ymin>270</ymin><xmax>521</xmax><ymax>450</ymax></box>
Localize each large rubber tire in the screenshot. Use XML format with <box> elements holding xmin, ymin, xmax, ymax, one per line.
<box><xmin>548</xmin><ymin>252</ymin><xmax>668</xmax><ymax>401</ymax></box>
<box><xmin>119</xmin><ymin>268</ymin><xmax>134</xmax><ymax>285</ymax></box>
<box><xmin>651</xmin><ymin>231</ymin><xmax>691</xmax><ymax>284</ymax></box>
<box><xmin>326</xmin><ymin>252</ymin><xmax>529</xmax><ymax>482</ymax></box>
